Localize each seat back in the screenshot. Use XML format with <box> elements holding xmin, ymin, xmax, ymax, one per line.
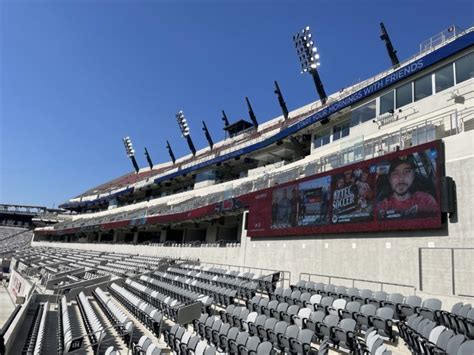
<box><xmin>309</xmin><ymin>294</ymin><xmax>322</xmax><ymax>305</ymax></box>
<box><xmin>332</xmin><ymin>298</ymin><xmax>347</xmax><ymax>310</ymax></box>
<box><xmin>446</xmin><ymin>334</ymin><xmax>466</xmax><ymax>354</ymax></box>
<box><xmin>428</xmin><ymin>325</ymin><xmax>447</xmax><ymax>344</ymax></box>
<box><xmin>256</xmin><ymin>341</ymin><xmax>273</xmax><ymax>355</ymax></box>
<box><xmin>405</xmin><ymin>295</ymin><xmax>422</xmax><ymax>307</ymax></box>
<box><xmin>245</xmin><ymin>336</ymin><xmax>260</xmax><ymax>352</ymax></box>
<box><xmin>360</xmin><ymin>304</ymin><xmax>377</xmax><ymax>316</ymax></box>
<box><xmin>339</xmin><ymin>318</ymin><xmax>356</xmax><ymax>331</ymax></box>
<box><xmin>457</xmin><ymin>340</ymin><xmax>474</xmax><ymax>355</ymax></box>
<box><xmin>422</xmin><ymin>298</ymin><xmax>442</xmax><ymax>311</ymax></box>
<box><xmin>376</xmin><ymin>306</ymin><xmax>394</xmax><ymax>320</ymax></box>
<box><xmin>345</xmin><ymin>301</ymin><xmax>361</xmax><ymax>313</ymax></box>
<box><xmin>320</xmin><ymin>296</ymin><xmax>333</xmax><ymax>307</ymax></box>
<box><xmin>323</xmin><ymin>314</ymin><xmax>339</xmax><ymax>327</ymax></box>
<box><xmin>387</xmin><ymin>292</ymin><xmax>404</xmax><ymax>304</ymax></box>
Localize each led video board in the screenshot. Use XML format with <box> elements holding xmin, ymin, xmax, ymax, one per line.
<box><xmin>247</xmin><ymin>140</ymin><xmax>443</xmax><ymax>237</ymax></box>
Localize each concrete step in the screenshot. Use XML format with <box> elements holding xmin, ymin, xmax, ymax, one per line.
<box><xmin>41</xmin><ymin>306</ymin><xmax>59</xmax><ymax>355</ymax></box>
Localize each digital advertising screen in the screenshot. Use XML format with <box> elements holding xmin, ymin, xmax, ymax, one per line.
<box><xmin>246</xmin><ymin>140</ymin><xmax>443</xmax><ymax>237</ymax></box>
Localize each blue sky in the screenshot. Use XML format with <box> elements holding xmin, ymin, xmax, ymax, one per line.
<box><xmin>0</xmin><ymin>0</ymin><xmax>472</xmax><ymax>208</ymax></box>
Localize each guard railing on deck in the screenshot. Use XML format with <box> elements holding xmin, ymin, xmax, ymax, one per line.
<box><xmin>300</xmin><ymin>272</ymin><xmax>416</xmax><ymax>295</ymax></box>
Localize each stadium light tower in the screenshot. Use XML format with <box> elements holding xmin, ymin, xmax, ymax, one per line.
<box><xmin>166</xmin><ymin>140</ymin><xmax>176</xmax><ymax>164</ymax></box>
<box><xmin>122</xmin><ymin>136</ymin><xmax>140</xmax><ymax>173</ymax></box>
<box><xmin>274</xmin><ymin>80</ymin><xmax>289</xmax><ymax>120</ymax></box>
<box><xmin>221</xmin><ymin>110</ymin><xmax>230</xmax><ymax>127</ymax></box>
<box><xmin>176</xmin><ymin>110</ymin><xmax>197</xmax><ymax>156</ymax></box>
<box><xmin>380</xmin><ymin>22</ymin><xmax>400</xmax><ymax>68</ymax></box>
<box><xmin>144</xmin><ymin>147</ymin><xmax>153</xmax><ymax>169</ymax></box>
<box><xmin>293</xmin><ymin>26</ymin><xmax>328</xmax><ymax>105</ymax></box>
<box><xmin>245</xmin><ymin>97</ymin><xmax>258</xmax><ymax>128</ymax></box>
<box><xmin>202</xmin><ymin>121</ymin><xmax>214</xmax><ymax>149</ymax></box>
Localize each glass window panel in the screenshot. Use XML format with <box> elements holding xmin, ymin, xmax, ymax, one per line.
<box><xmin>435</xmin><ymin>64</ymin><xmax>454</xmax><ymax>92</ymax></box>
<box><xmin>333</xmin><ymin>121</ymin><xmax>350</xmax><ymax>141</ymax></box>
<box><xmin>314</xmin><ymin>129</ymin><xmax>331</xmax><ymax>148</ymax></box>
<box><xmin>396</xmin><ymin>82</ymin><xmax>412</xmax><ymax>108</ymax></box>
<box><xmin>414</xmin><ymin>75</ymin><xmax>433</xmax><ymax>101</ymax></box>
<box><xmin>380</xmin><ymin>91</ymin><xmax>395</xmax><ymax>115</ymax></box>
<box><xmin>455</xmin><ymin>52</ymin><xmax>474</xmax><ymax>84</ymax></box>
<box><xmin>350</xmin><ymin>100</ymin><xmax>376</xmax><ymax>127</ymax></box>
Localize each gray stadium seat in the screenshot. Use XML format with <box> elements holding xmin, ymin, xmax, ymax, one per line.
<box><xmin>457</xmin><ymin>340</ymin><xmax>474</xmax><ymax>355</ymax></box>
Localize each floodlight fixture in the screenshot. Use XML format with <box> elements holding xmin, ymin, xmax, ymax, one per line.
<box><xmin>293</xmin><ymin>26</ymin><xmax>327</xmax><ymax>104</ymax></box>
<box><xmin>122</xmin><ymin>136</ymin><xmax>139</xmax><ymax>173</ymax></box>
<box><xmin>175</xmin><ymin>110</ymin><xmax>196</xmax><ymax>156</ymax></box>
<box><xmin>176</xmin><ymin>110</ymin><xmax>190</xmax><ymax>137</ymax></box>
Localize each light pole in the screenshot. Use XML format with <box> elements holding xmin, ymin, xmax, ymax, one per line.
<box><xmin>380</xmin><ymin>22</ymin><xmax>400</xmax><ymax>68</ymax></box>
<box><xmin>122</xmin><ymin>136</ymin><xmax>139</xmax><ymax>173</ymax></box>
<box><xmin>293</xmin><ymin>26</ymin><xmax>327</xmax><ymax>105</ymax></box>
<box><xmin>176</xmin><ymin>110</ymin><xmax>197</xmax><ymax>156</ymax></box>
<box><xmin>166</xmin><ymin>140</ymin><xmax>176</xmax><ymax>164</ymax></box>
<box><xmin>274</xmin><ymin>80</ymin><xmax>289</xmax><ymax>120</ymax></box>
<box><xmin>144</xmin><ymin>147</ymin><xmax>153</xmax><ymax>169</ymax></box>
<box><xmin>202</xmin><ymin>121</ymin><xmax>214</xmax><ymax>149</ymax></box>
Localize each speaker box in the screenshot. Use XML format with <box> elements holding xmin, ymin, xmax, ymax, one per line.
<box><xmin>441</xmin><ymin>176</ymin><xmax>456</xmax><ymax>213</ymax></box>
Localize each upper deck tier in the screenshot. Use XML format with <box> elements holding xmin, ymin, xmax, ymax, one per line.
<box><xmin>60</xmin><ymin>26</ymin><xmax>474</xmax><ymax>210</ymax></box>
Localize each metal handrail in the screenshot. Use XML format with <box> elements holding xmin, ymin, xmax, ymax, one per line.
<box><xmin>300</xmin><ymin>272</ymin><xmax>417</xmax><ymax>294</ymax></box>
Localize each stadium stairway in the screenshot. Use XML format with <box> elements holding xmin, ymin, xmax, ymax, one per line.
<box><xmin>41</xmin><ymin>306</ymin><xmax>59</xmax><ymax>354</ymax></box>
<box><xmin>69</xmin><ymin>301</ymin><xmax>94</xmax><ymax>354</ymax></box>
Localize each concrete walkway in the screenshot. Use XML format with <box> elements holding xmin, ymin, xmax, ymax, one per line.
<box><xmin>0</xmin><ymin>284</ymin><xmax>15</xmax><ymax>328</ymax></box>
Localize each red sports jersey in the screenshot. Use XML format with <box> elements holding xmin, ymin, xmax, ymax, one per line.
<box><xmin>377</xmin><ymin>191</ymin><xmax>438</xmax><ymax>219</ymax></box>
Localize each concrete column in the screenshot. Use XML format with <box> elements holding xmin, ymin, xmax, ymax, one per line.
<box><xmin>98</xmin><ymin>232</ymin><xmax>102</xmax><ymax>243</ymax></box>
<box><xmin>133</xmin><ymin>231</ymin><xmax>139</xmax><ymax>245</ymax></box>
<box><xmin>112</xmin><ymin>230</ymin><xmax>118</xmax><ymax>243</ymax></box>
<box><xmin>206</xmin><ymin>224</ymin><xmax>218</xmax><ymax>243</ymax></box>
<box><xmin>160</xmin><ymin>229</ymin><xmax>167</xmax><ymax>242</ymax></box>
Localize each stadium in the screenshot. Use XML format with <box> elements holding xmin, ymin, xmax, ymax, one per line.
<box><xmin>0</xmin><ymin>13</ymin><xmax>473</xmax><ymax>355</ymax></box>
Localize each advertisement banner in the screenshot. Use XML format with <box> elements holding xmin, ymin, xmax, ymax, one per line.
<box><xmin>247</xmin><ymin>140</ymin><xmax>442</xmax><ymax>237</ymax></box>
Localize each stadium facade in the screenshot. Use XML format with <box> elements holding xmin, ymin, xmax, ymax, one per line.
<box><xmin>33</xmin><ymin>26</ymin><xmax>473</xmax><ymax>302</ymax></box>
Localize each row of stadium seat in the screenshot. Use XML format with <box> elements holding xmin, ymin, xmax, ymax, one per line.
<box><xmin>108</xmin><ymin>283</ymin><xmax>162</xmax><ymax>336</ymax></box>
<box><xmin>178</xmin><ymin>264</ymin><xmax>279</xmax><ymax>293</ymax></box>
<box><xmin>166</xmin><ymin>267</ymin><xmax>261</xmax><ymax>298</ymax></box>
<box><xmin>77</xmin><ymin>291</ymin><xmax>105</xmax><ymax>349</ymax></box>
<box><xmin>58</xmin><ymin>296</ymin><xmax>73</xmax><ymax>353</ymax></box>
<box><xmin>436</xmin><ymin>302</ymin><xmax>474</xmax><ymax>337</ymax></box>
<box><xmin>139</xmin><ymin>275</ymin><xmax>214</xmax><ymax>308</ymax></box>
<box><xmin>151</xmin><ymin>270</ymin><xmax>237</xmax><ymax>307</ymax></box>
<box><xmin>275</xmin><ymin>283</ymin><xmax>442</xmax><ymax>321</ymax></box>
<box><xmin>399</xmin><ymin>314</ymin><xmax>473</xmax><ymax>354</ymax></box>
